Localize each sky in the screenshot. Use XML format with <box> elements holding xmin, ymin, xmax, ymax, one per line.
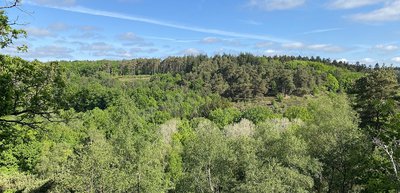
<box><xmin>2</xmin><ymin>0</ymin><xmax>400</xmax><ymax>65</ymax></box>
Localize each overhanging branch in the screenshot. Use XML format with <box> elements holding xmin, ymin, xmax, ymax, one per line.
<box><xmin>0</xmin><ymin>0</ymin><xmax>20</xmax><ymax>9</ymax></box>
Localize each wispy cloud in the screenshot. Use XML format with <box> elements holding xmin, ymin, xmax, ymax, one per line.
<box><xmin>281</xmin><ymin>42</ymin><xmax>344</xmax><ymax>52</ymax></box>
<box><xmin>199</xmin><ymin>37</ymin><xmax>245</xmax><ymax>47</ymax></box>
<box><xmin>350</xmin><ymin>0</ymin><xmax>400</xmax><ymax>22</ymax></box>
<box><xmin>308</xmin><ymin>44</ymin><xmax>344</xmax><ymax>52</ymax></box>
<box><xmin>141</xmin><ymin>36</ymin><xmax>197</xmax><ymax>43</ymax></box>
<box><xmin>180</xmin><ymin>48</ymin><xmax>203</xmax><ymax>56</ymax></box>
<box><xmin>26</xmin><ymin>1</ymin><xmax>290</xmax><ymax>43</ymax></box>
<box><xmin>248</xmin><ymin>0</ymin><xmax>306</xmax><ymax>11</ymax></box>
<box><xmin>20</xmin><ymin>45</ymin><xmax>74</xmax><ymax>60</ymax></box>
<box><xmin>375</xmin><ymin>44</ymin><xmax>399</xmax><ymax>51</ymax></box>
<box><xmin>302</xmin><ymin>28</ymin><xmax>343</xmax><ymax>35</ymax></box>
<box><xmin>25</xmin><ymin>27</ymin><xmax>54</xmax><ymax>37</ymax></box>
<box><xmin>255</xmin><ymin>41</ymin><xmax>273</xmax><ymax>48</ymax></box>
<box><xmin>329</xmin><ymin>0</ymin><xmax>385</xmax><ymax>9</ymax></box>
<box><xmin>201</xmin><ymin>37</ymin><xmax>222</xmax><ymax>44</ymax></box>
<box><xmin>117</xmin><ymin>32</ymin><xmax>153</xmax><ymax>46</ymax></box>
<box><xmin>48</xmin><ymin>22</ymin><xmax>71</xmax><ymax>31</ymax></box>
<box><xmin>282</xmin><ymin>42</ymin><xmax>304</xmax><ymax>49</ymax></box>
<box><xmin>361</xmin><ymin>58</ymin><xmax>375</xmax><ymax>64</ymax></box>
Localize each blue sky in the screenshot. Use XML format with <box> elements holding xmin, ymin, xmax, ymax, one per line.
<box><xmin>3</xmin><ymin>0</ymin><xmax>400</xmax><ymax>65</ymax></box>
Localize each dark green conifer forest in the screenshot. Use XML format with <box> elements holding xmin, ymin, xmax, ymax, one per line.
<box><xmin>2</xmin><ymin>2</ymin><xmax>400</xmax><ymax>193</ymax></box>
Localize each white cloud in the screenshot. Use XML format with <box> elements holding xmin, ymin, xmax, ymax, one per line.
<box><xmin>180</xmin><ymin>48</ymin><xmax>203</xmax><ymax>56</ymax></box>
<box><xmin>361</xmin><ymin>58</ymin><xmax>375</xmax><ymax>63</ymax></box>
<box><xmin>351</xmin><ymin>0</ymin><xmax>400</xmax><ymax>22</ymax></box>
<box><xmin>282</xmin><ymin>42</ymin><xmax>304</xmax><ymax>49</ymax></box>
<box><xmin>248</xmin><ymin>0</ymin><xmax>306</xmax><ymax>10</ymax></box>
<box><xmin>112</xmin><ymin>48</ymin><xmax>157</xmax><ymax>58</ymax></box>
<box><xmin>25</xmin><ymin>45</ymin><xmax>74</xmax><ymax>59</ymax></box>
<box><xmin>201</xmin><ymin>37</ymin><xmax>221</xmax><ymax>44</ymax></box>
<box><xmin>375</xmin><ymin>44</ymin><xmax>399</xmax><ymax>51</ymax></box>
<box><xmin>281</xmin><ymin>42</ymin><xmax>344</xmax><ymax>52</ymax></box>
<box><xmin>329</xmin><ymin>0</ymin><xmax>384</xmax><ymax>9</ymax></box>
<box><xmin>118</xmin><ymin>32</ymin><xmax>142</xmax><ymax>41</ymax></box>
<box><xmin>338</xmin><ymin>58</ymin><xmax>348</xmax><ymax>63</ymax></box>
<box><xmin>255</xmin><ymin>41</ymin><xmax>273</xmax><ymax>48</ymax></box>
<box><xmin>392</xmin><ymin>57</ymin><xmax>400</xmax><ymax>62</ymax></box>
<box><xmin>26</xmin><ymin>2</ymin><xmax>290</xmax><ymax>43</ymax></box>
<box><xmin>265</xmin><ymin>49</ymin><xmax>276</xmax><ymax>54</ymax></box>
<box><xmin>80</xmin><ymin>42</ymin><xmax>114</xmax><ymax>52</ymax></box>
<box><xmin>199</xmin><ymin>37</ymin><xmax>244</xmax><ymax>47</ymax></box>
<box><xmin>25</xmin><ymin>27</ymin><xmax>53</xmax><ymax>38</ymax></box>
<box><xmin>117</xmin><ymin>32</ymin><xmax>153</xmax><ymax>46</ymax></box>
<box><xmin>307</xmin><ymin>44</ymin><xmax>343</xmax><ymax>52</ymax></box>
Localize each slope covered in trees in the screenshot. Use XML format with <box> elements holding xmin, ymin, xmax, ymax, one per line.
<box><xmin>60</xmin><ymin>54</ymin><xmax>362</xmax><ymax>101</ymax></box>
<box><xmin>1</xmin><ymin>52</ymin><xmax>400</xmax><ymax>192</ymax></box>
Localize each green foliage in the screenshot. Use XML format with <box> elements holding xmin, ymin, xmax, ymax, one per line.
<box><xmin>3</xmin><ymin>51</ymin><xmax>399</xmax><ymax>192</ymax></box>
<box><xmin>208</xmin><ymin>107</ymin><xmax>241</xmax><ymax>128</ymax></box>
<box><xmin>276</xmin><ymin>93</ymin><xmax>284</xmax><ymax>102</ymax></box>
<box><xmin>325</xmin><ymin>73</ymin><xmax>340</xmax><ymax>92</ymax></box>
<box><xmin>352</xmin><ymin>68</ymin><xmax>400</xmax><ymax>191</ymax></box>
<box><xmin>284</xmin><ymin>106</ymin><xmax>312</xmax><ymax>121</ymax></box>
<box><xmin>60</xmin><ymin>55</ymin><xmax>363</xmax><ymax>101</ymax></box>
<box><xmin>241</xmin><ymin>106</ymin><xmax>278</xmax><ymax>124</ymax></box>
<box><xmin>177</xmin><ymin>120</ymin><xmax>235</xmax><ymax>192</ymax></box>
<box><xmin>0</xmin><ymin>55</ymin><xmax>65</xmax><ymax>124</ymax></box>
<box><xmin>299</xmin><ymin>94</ymin><xmax>371</xmax><ymax>192</ymax></box>
<box><xmin>352</xmin><ymin>68</ymin><xmax>399</xmax><ymax>134</ymax></box>
<box><xmin>0</xmin><ymin>172</ymin><xmax>47</xmax><ymax>193</ymax></box>
<box><xmin>0</xmin><ymin>8</ymin><xmax>26</xmax><ymax>50</ymax></box>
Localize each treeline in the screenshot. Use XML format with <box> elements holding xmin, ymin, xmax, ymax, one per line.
<box><xmin>62</xmin><ymin>54</ymin><xmax>369</xmax><ymax>76</ymax></box>
<box><xmin>61</xmin><ymin>54</ymin><xmax>362</xmax><ymax>101</ymax></box>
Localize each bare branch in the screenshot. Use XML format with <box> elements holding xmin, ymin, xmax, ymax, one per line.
<box><xmin>0</xmin><ymin>0</ymin><xmax>20</xmax><ymax>9</ymax></box>
<box><xmin>374</xmin><ymin>137</ymin><xmax>400</xmax><ymax>183</ymax></box>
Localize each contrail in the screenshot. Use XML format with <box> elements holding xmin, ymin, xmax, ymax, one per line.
<box><xmin>25</xmin><ymin>1</ymin><xmax>291</xmax><ymax>43</ymax></box>
<box><xmin>302</xmin><ymin>28</ymin><xmax>343</xmax><ymax>35</ymax></box>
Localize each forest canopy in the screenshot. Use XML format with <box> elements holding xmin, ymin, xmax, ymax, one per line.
<box><xmin>1</xmin><ymin>52</ymin><xmax>400</xmax><ymax>192</ymax></box>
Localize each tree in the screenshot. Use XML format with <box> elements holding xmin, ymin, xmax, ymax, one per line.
<box><xmin>0</xmin><ymin>55</ymin><xmax>65</xmax><ymax>128</ymax></box>
<box><xmin>177</xmin><ymin>119</ymin><xmax>235</xmax><ymax>192</ymax></box>
<box><xmin>301</xmin><ymin>95</ymin><xmax>371</xmax><ymax>192</ymax></box>
<box><xmin>241</xmin><ymin>106</ymin><xmax>277</xmax><ymax>124</ymax></box>
<box><xmin>208</xmin><ymin>107</ymin><xmax>240</xmax><ymax>128</ymax></box>
<box><xmin>0</xmin><ymin>0</ymin><xmax>26</xmax><ymax>50</ymax></box>
<box><xmin>352</xmin><ymin>68</ymin><xmax>400</xmax><ymax>191</ymax></box>
<box><xmin>352</xmin><ymin>68</ymin><xmax>399</xmax><ymax>135</ymax></box>
<box><xmin>0</xmin><ymin>1</ymin><xmax>64</xmax><ymax>128</ymax></box>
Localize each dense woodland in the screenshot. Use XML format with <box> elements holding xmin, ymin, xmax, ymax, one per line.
<box><xmin>2</xmin><ymin>3</ymin><xmax>400</xmax><ymax>193</ymax></box>
<box><xmin>1</xmin><ymin>52</ymin><xmax>400</xmax><ymax>192</ymax></box>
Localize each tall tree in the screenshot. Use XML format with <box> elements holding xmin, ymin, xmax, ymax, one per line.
<box><xmin>352</xmin><ymin>69</ymin><xmax>400</xmax><ymax>191</ymax></box>
<box><xmin>352</xmin><ymin>68</ymin><xmax>399</xmax><ymax>135</ymax></box>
